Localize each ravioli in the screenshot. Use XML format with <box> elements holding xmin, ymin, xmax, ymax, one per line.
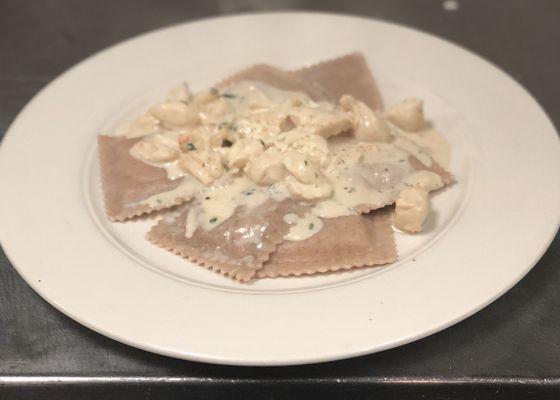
<box><xmin>98</xmin><ymin>135</ymin><xmax>190</xmax><ymax>221</ymax></box>
<box><xmin>147</xmin><ymin>199</ymin><xmax>307</xmax><ymax>281</ymax></box>
<box><xmin>258</xmin><ymin>208</ymin><xmax>396</xmax><ymax>278</ymax></box>
<box><xmin>98</xmin><ymin>53</ymin><xmax>454</xmax><ymax>281</ymax></box>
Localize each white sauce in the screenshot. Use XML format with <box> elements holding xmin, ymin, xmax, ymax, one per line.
<box><xmin>129</xmin><ymin>131</ymin><xmax>186</xmax><ymax>180</ymax></box>
<box><xmin>131</xmin><ymin>175</ymin><xmax>202</xmax><ymax>208</ymax></box>
<box><xmin>184</xmin><ymin>176</ymin><xmax>269</xmax><ymax>237</ymax></box>
<box><xmin>121</xmin><ymin>81</ymin><xmax>452</xmax><ymax>241</ymax></box>
<box><xmin>391</xmin><ymin>134</ymin><xmax>433</xmax><ymax>167</ymax></box>
<box><xmin>400</xmin><ymin>127</ymin><xmax>451</xmax><ymax>168</ymax></box>
<box><xmin>311</xmin><ymin>200</ymin><xmax>356</xmax><ymax>218</ymax></box>
<box><xmin>283</xmin><ymin>212</ymin><xmax>324</xmax><ymax>241</ymax></box>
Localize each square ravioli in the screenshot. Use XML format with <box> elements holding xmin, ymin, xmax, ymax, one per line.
<box><xmin>99</xmin><ymin>53</ymin><xmax>454</xmax><ymax>281</ymax></box>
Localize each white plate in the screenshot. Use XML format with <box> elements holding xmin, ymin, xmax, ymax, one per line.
<box><xmin>1</xmin><ymin>12</ymin><xmax>559</xmax><ymax>366</ymax></box>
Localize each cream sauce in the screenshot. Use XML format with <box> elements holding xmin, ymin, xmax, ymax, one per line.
<box><xmin>400</xmin><ymin>127</ymin><xmax>451</xmax><ymax>168</ymax></box>
<box><xmin>311</xmin><ymin>200</ymin><xmax>356</xmax><ymax>218</ymax></box>
<box><xmin>120</xmin><ymin>80</ymin><xmax>452</xmax><ymax>240</ymax></box>
<box><xmin>391</xmin><ymin>134</ymin><xmax>433</xmax><ymax>167</ymax></box>
<box><xmin>283</xmin><ymin>212</ymin><xmax>324</xmax><ymax>241</ymax></box>
<box><xmin>184</xmin><ymin>176</ymin><xmax>269</xmax><ymax>237</ymax></box>
<box><xmin>199</xmin><ymin>176</ymin><xmax>269</xmax><ymax>228</ymax></box>
<box><xmin>131</xmin><ymin>175</ymin><xmax>202</xmax><ymax>209</ymax></box>
<box><xmin>129</xmin><ymin>132</ymin><xmax>186</xmax><ymax>180</ymax></box>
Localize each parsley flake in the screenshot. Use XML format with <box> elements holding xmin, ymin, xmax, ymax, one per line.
<box><xmin>222</xmin><ymin>93</ymin><xmax>237</xmax><ymax>99</ymax></box>
<box><xmin>210</xmin><ymin>87</ymin><xmax>219</xmax><ymax>95</ymax></box>
<box><xmin>186</xmin><ymin>142</ymin><xmax>196</xmax><ymax>151</ymax></box>
<box><xmin>309</xmin><ymin>223</ymin><xmax>315</xmax><ymax>230</ymax></box>
<box><xmin>218</xmin><ymin>121</ymin><xmax>237</xmax><ymax>132</ymax></box>
<box><xmin>209</xmin><ymin>217</ymin><xmax>218</xmax><ymax>223</ymax></box>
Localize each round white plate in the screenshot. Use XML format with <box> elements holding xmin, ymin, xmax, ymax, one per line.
<box><xmin>1</xmin><ymin>13</ymin><xmax>559</xmax><ymax>366</ymax></box>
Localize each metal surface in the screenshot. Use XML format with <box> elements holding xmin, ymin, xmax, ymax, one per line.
<box><xmin>1</xmin><ymin>0</ymin><xmax>559</xmax><ymax>398</ymax></box>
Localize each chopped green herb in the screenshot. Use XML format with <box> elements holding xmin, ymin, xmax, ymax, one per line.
<box><xmin>308</xmin><ymin>223</ymin><xmax>315</xmax><ymax>230</ymax></box>
<box><xmin>205</xmin><ymin>196</ymin><xmax>210</xmax><ymax>200</ymax></box>
<box><xmin>348</xmin><ymin>187</ymin><xmax>356</xmax><ymax>193</ymax></box>
<box><xmin>186</xmin><ymin>142</ymin><xmax>196</xmax><ymax>151</ymax></box>
<box><xmin>222</xmin><ymin>93</ymin><xmax>237</xmax><ymax>99</ymax></box>
<box><xmin>224</xmin><ymin>166</ymin><xmax>230</xmax><ymax>172</ymax></box>
<box><xmin>156</xmin><ymin>199</ymin><xmax>162</xmax><ymax>204</ymax></box>
<box><xmin>210</xmin><ymin>87</ymin><xmax>219</xmax><ymax>95</ymax></box>
<box><xmin>222</xmin><ymin>139</ymin><xmax>233</xmax><ymax>147</ymax></box>
<box><xmin>304</xmin><ymin>160</ymin><xmax>308</xmax><ymax>166</ymax></box>
<box><xmin>259</xmin><ymin>139</ymin><xmax>265</xmax><ymax>147</ymax></box>
<box><xmin>218</xmin><ymin>121</ymin><xmax>237</xmax><ymax>132</ymax></box>
<box><xmin>209</xmin><ymin>217</ymin><xmax>218</xmax><ymax>223</ymax></box>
